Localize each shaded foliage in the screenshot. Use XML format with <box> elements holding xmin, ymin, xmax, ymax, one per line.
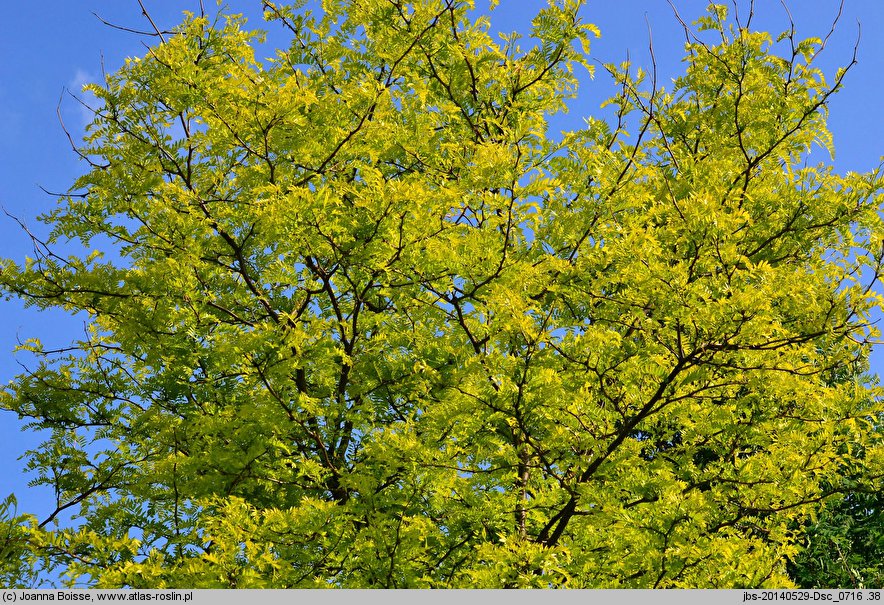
<box><xmin>1</xmin><ymin>1</ymin><xmax>883</xmax><ymax>588</ymax></box>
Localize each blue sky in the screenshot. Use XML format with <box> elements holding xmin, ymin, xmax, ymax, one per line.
<box><xmin>1</xmin><ymin>0</ymin><xmax>882</xmax><ymax>524</ymax></box>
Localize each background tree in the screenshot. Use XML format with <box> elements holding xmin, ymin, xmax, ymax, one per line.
<box><xmin>1</xmin><ymin>0</ymin><xmax>882</xmax><ymax>588</ymax></box>
<box><xmin>786</xmin><ymin>335</ymin><xmax>884</xmax><ymax>588</ymax></box>
<box><xmin>789</xmin><ymin>487</ymin><xmax>884</xmax><ymax>588</ymax></box>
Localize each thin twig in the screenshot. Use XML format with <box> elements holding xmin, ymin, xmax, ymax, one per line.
<box><xmin>91</xmin><ymin>11</ymin><xmax>171</xmax><ymax>37</ymax></box>
<box><xmin>38</xmin><ymin>185</ymin><xmax>87</xmax><ymax>199</ymax></box>
<box><xmin>136</xmin><ymin>0</ymin><xmax>167</xmax><ymax>44</ymax></box>
<box><xmin>819</xmin><ymin>0</ymin><xmax>846</xmax><ymax>54</ymax></box>
<box><xmin>56</xmin><ymin>89</ymin><xmax>108</xmax><ymax>169</ymax></box>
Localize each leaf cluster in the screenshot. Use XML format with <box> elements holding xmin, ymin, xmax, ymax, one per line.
<box><xmin>1</xmin><ymin>1</ymin><xmax>882</xmax><ymax>588</ymax></box>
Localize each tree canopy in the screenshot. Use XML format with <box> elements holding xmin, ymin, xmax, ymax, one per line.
<box><xmin>1</xmin><ymin>0</ymin><xmax>883</xmax><ymax>588</ymax></box>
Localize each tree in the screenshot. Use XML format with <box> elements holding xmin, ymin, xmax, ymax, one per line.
<box><xmin>1</xmin><ymin>0</ymin><xmax>882</xmax><ymax>588</ymax></box>
<box><xmin>789</xmin><ymin>487</ymin><xmax>884</xmax><ymax>588</ymax></box>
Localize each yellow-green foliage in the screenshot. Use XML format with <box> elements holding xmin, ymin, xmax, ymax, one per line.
<box><xmin>1</xmin><ymin>1</ymin><xmax>882</xmax><ymax>588</ymax></box>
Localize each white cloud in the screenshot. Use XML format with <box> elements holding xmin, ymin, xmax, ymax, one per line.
<box><xmin>66</xmin><ymin>69</ymin><xmax>101</xmax><ymax>130</ymax></box>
